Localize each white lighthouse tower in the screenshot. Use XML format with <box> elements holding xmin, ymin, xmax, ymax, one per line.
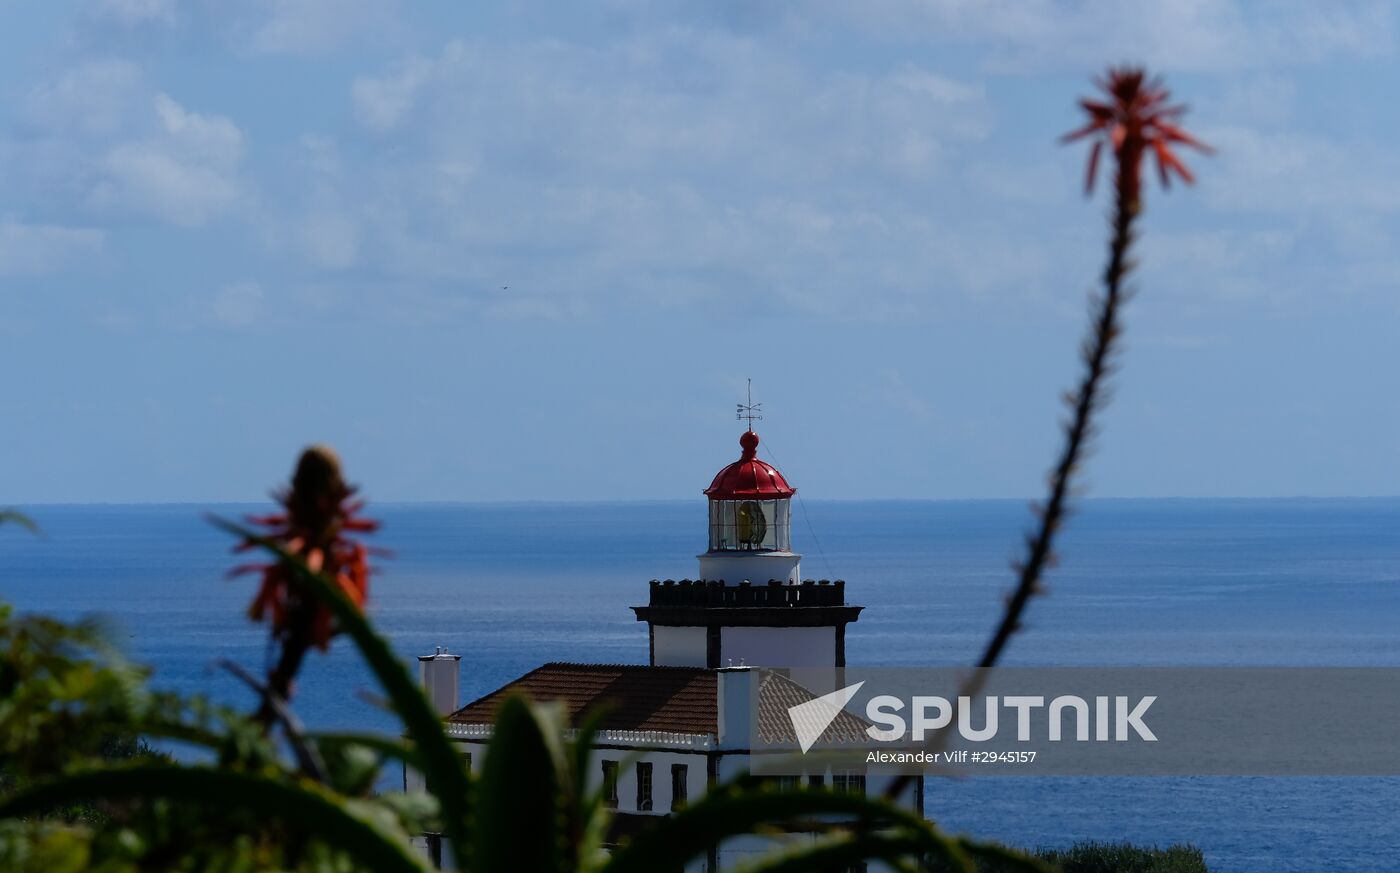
<box><xmin>633</xmin><ymin>427</ymin><xmax>862</xmax><ymax>669</ymax></box>
<box><xmin>412</xmin><ymin>416</ymin><xmax>917</xmax><ymax>872</ymax></box>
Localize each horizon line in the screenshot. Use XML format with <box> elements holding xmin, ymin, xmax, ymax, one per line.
<box><xmin>8</xmin><ymin>495</ymin><xmax>1400</xmax><ymax>508</ymax></box>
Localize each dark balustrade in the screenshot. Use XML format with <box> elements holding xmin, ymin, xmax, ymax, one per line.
<box><xmin>646</xmin><ymin>578</ymin><xmax>846</xmax><ymax>608</ymax></box>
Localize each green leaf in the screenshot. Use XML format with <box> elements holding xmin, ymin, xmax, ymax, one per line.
<box><xmin>97</xmin><ymin>716</ymin><xmax>235</xmax><ymax>756</ymax></box>
<box><xmin>0</xmin><ymin>511</ymin><xmax>37</xmax><ymax>534</ymax></box>
<box><xmin>0</xmin><ymin>765</ymin><xmax>429</xmax><ymax>873</ymax></box>
<box><xmin>604</xmin><ymin>786</ymin><xmax>963</xmax><ymax>873</ymax></box>
<box><xmin>471</xmin><ymin>696</ymin><xmax>569</xmax><ymax>873</ymax></box>
<box><xmin>959</xmin><ymin>837</ymin><xmax>1060</xmax><ymax>873</ymax></box>
<box><xmin>567</xmin><ymin>708</ymin><xmax>613</xmax><ymax>870</ymax></box>
<box><xmin>731</xmin><ymin>832</ymin><xmax>950</xmax><ymax>873</ymax></box>
<box><xmin>207</xmin><ymin>516</ymin><xmax>472</xmax><ymax>852</ymax></box>
<box><xmin>307</xmin><ymin>732</ymin><xmax>423</xmax><ymax>771</ymax></box>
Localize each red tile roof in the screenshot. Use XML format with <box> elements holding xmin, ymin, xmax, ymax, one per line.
<box><xmin>448</xmin><ymin>663</ymin><xmax>717</xmax><ymax>735</ymax></box>
<box><xmin>448</xmin><ymin>663</ymin><xmax>871</xmax><ymax>749</ymax></box>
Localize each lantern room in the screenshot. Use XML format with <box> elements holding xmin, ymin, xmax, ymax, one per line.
<box><xmin>699</xmin><ymin>430</ymin><xmax>802</xmax><ymax>585</ymax></box>
<box><xmin>704</xmin><ymin>431</ymin><xmax>794</xmax><ymax>551</ymax></box>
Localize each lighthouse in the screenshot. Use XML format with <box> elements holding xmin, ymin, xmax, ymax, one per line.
<box><xmin>411</xmin><ymin>414</ymin><xmax>916</xmax><ymax>871</ymax></box>
<box><xmin>632</xmin><ymin>428</ymin><xmax>863</xmax><ymax>669</ymax></box>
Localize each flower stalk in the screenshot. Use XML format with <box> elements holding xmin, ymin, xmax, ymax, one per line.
<box><xmin>886</xmin><ymin>67</ymin><xmax>1209</xmax><ymax>801</ymax></box>
<box><xmin>980</xmin><ymin>66</ymin><xmax>1209</xmax><ymax>670</ymax></box>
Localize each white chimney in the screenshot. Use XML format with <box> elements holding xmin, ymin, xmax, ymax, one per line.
<box><xmin>715</xmin><ymin>666</ymin><xmax>754</xmax><ymax>749</ymax></box>
<box><xmin>418</xmin><ymin>647</ymin><xmax>462</xmax><ymax>716</ymax></box>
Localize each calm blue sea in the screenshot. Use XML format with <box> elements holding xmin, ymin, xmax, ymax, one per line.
<box><xmin>4</xmin><ymin>499</ymin><xmax>1399</xmax><ymax>872</ymax></box>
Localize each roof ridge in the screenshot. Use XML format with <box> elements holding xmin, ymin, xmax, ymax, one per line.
<box><xmin>538</xmin><ymin>661</ymin><xmax>711</xmax><ymax>672</ymax></box>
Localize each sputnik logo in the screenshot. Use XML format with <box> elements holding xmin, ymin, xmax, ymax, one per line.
<box><xmin>787</xmin><ymin>681</ymin><xmax>865</xmax><ymax>754</ymax></box>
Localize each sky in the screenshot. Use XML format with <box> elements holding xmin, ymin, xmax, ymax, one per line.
<box><xmin>0</xmin><ymin>0</ymin><xmax>1398</xmax><ymax>503</ymax></box>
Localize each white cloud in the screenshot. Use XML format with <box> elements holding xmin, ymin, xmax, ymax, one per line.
<box><xmin>208</xmin><ymin>281</ymin><xmax>265</xmax><ymax>328</ymax></box>
<box><xmin>0</xmin><ymin>217</ymin><xmax>105</xmax><ymax>275</ymax></box>
<box><xmin>92</xmin><ymin>94</ymin><xmax>246</xmax><ymax>225</ymax></box>
<box><xmin>298</xmin><ymin>212</ymin><xmax>360</xmax><ymax>268</ymax></box>
<box><xmin>250</xmin><ymin>0</ymin><xmax>402</xmax><ymax>55</ymax></box>
<box><xmin>1203</xmin><ymin>125</ymin><xmax>1400</xmax><ymax>215</ymax></box>
<box><xmin>152</xmin><ymin>94</ymin><xmax>243</xmax><ymax>166</ymax></box>
<box><xmin>298</xmin><ymin>135</ymin><xmax>343</xmax><ymax>176</ymax></box>
<box><xmin>351</xmin><ymin>55</ymin><xmax>436</xmax><ymax>132</ymax></box>
<box><xmin>1208</xmin><ymin>76</ymin><xmax>1297</xmax><ymax>128</ymax></box>
<box><xmin>890</xmin><ymin>69</ymin><xmax>984</xmax><ymax>104</ymax></box>
<box><xmin>1146</xmin><ymin>228</ymin><xmax>1294</xmax><ymax>273</ymax></box>
<box><xmin>88</xmin><ymin>0</ymin><xmax>176</xmax><ymax>27</ymax></box>
<box><xmin>290</xmin><ymin>33</ymin><xmax>1001</xmax><ymax>318</ymax></box>
<box><xmin>816</xmin><ymin>0</ymin><xmax>1394</xmax><ymax>72</ymax></box>
<box><xmin>7</xmin><ymin>63</ymin><xmax>248</xmax><ymax>228</ymax></box>
<box><xmin>22</xmin><ymin>59</ymin><xmax>146</xmax><ymax>138</ymax></box>
<box><xmin>12</xmin><ymin>0</ymin><xmax>1398</xmax><ymax>331</ymax></box>
<box><xmin>482</xmin><ymin>296</ymin><xmax>582</xmax><ymax>321</ymax></box>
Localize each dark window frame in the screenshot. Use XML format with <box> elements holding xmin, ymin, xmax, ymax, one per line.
<box><xmin>670</xmin><ymin>763</ymin><xmax>688</xmax><ymax>811</ymax></box>
<box><xmin>602</xmin><ymin>760</ymin><xmax>619</xmax><ymax>808</ymax></box>
<box><xmin>636</xmin><ymin>761</ymin><xmax>653</xmax><ymax>811</ymax></box>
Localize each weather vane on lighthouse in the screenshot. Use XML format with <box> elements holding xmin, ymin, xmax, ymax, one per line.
<box><xmin>736</xmin><ymin>378</ymin><xmax>763</xmax><ymax>431</ymax></box>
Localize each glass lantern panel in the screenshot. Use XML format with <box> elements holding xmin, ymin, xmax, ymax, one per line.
<box><xmin>708</xmin><ymin>499</ymin><xmax>789</xmax><ymax>551</ymax></box>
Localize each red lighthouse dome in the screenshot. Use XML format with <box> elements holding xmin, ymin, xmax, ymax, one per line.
<box><xmin>703</xmin><ymin>430</ymin><xmax>795</xmax><ymax>499</ymax></box>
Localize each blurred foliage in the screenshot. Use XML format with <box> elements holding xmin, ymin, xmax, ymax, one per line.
<box><xmin>0</xmin><ymin>600</ymin><xmax>431</xmax><ymax>872</ymax></box>
<box><xmin>0</xmin><ymin>511</ymin><xmax>37</xmax><ymax>534</ymax></box>
<box><xmin>928</xmin><ymin>842</ymin><xmax>1208</xmax><ymax>873</ymax></box>
<box><xmin>0</xmin><ymin>584</ymin><xmax>1205</xmax><ymax>872</ymax></box>
<box><xmin>1034</xmin><ymin>843</ymin><xmax>1208</xmax><ymax>873</ymax></box>
<box><xmin>0</xmin><ymin>555</ymin><xmax>1049</xmax><ymax>873</ymax></box>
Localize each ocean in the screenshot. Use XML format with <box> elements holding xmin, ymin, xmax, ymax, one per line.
<box><xmin>3</xmin><ymin>498</ymin><xmax>1399</xmax><ymax>872</ymax></box>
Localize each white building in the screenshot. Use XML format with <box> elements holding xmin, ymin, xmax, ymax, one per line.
<box><xmin>409</xmin><ymin>429</ymin><xmax>924</xmax><ymax>871</ymax></box>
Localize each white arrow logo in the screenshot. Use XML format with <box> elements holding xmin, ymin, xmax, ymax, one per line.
<box><xmin>787</xmin><ymin>681</ymin><xmax>865</xmax><ymax>754</ymax></box>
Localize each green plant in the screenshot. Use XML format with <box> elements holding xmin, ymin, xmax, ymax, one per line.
<box><xmin>0</xmin><ymin>511</ymin><xmax>37</xmax><ymax>533</ymax></box>
<box><xmin>1032</xmin><ymin>842</ymin><xmax>1207</xmax><ymax>873</ymax></box>
<box><xmin>926</xmin><ymin>841</ymin><xmax>1208</xmax><ymax>873</ymax></box>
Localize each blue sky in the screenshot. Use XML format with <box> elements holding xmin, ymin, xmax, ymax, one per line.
<box><xmin>1</xmin><ymin>0</ymin><xmax>1397</xmax><ymax>502</ymax></box>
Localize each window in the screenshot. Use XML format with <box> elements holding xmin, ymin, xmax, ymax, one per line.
<box><xmin>774</xmin><ymin>775</ymin><xmax>801</xmax><ymax>791</ymax></box>
<box><xmin>636</xmin><ymin>762</ymin><xmax>653</xmax><ymax>811</ymax></box>
<box><xmin>832</xmin><ymin>771</ymin><xmax>866</xmax><ymax>795</ymax></box>
<box><xmin>464</xmin><ymin>752</ymin><xmax>472</xmax><ymax>772</ymax></box>
<box><xmin>601</xmin><ymin>760</ymin><xmax>618</xmax><ymax>808</ymax></box>
<box><xmin>671</xmin><ymin>764</ymin><xmax>688</xmax><ymax>811</ymax></box>
<box><xmin>708</xmin><ymin>499</ymin><xmax>790</xmax><ymax>551</ymax></box>
<box><xmin>808</xmin><ymin>774</ymin><xmax>824</xmax><ymax>789</ymax></box>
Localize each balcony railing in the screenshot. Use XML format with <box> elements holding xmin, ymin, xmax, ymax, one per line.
<box><xmin>645</xmin><ymin>578</ymin><xmax>846</xmax><ymax>608</ymax></box>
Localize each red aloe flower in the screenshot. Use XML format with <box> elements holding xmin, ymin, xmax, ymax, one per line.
<box><xmin>231</xmin><ymin>445</ymin><xmax>379</xmax><ymax>653</ymax></box>
<box><xmin>1062</xmin><ymin>66</ymin><xmax>1211</xmax><ymax>207</ymax></box>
